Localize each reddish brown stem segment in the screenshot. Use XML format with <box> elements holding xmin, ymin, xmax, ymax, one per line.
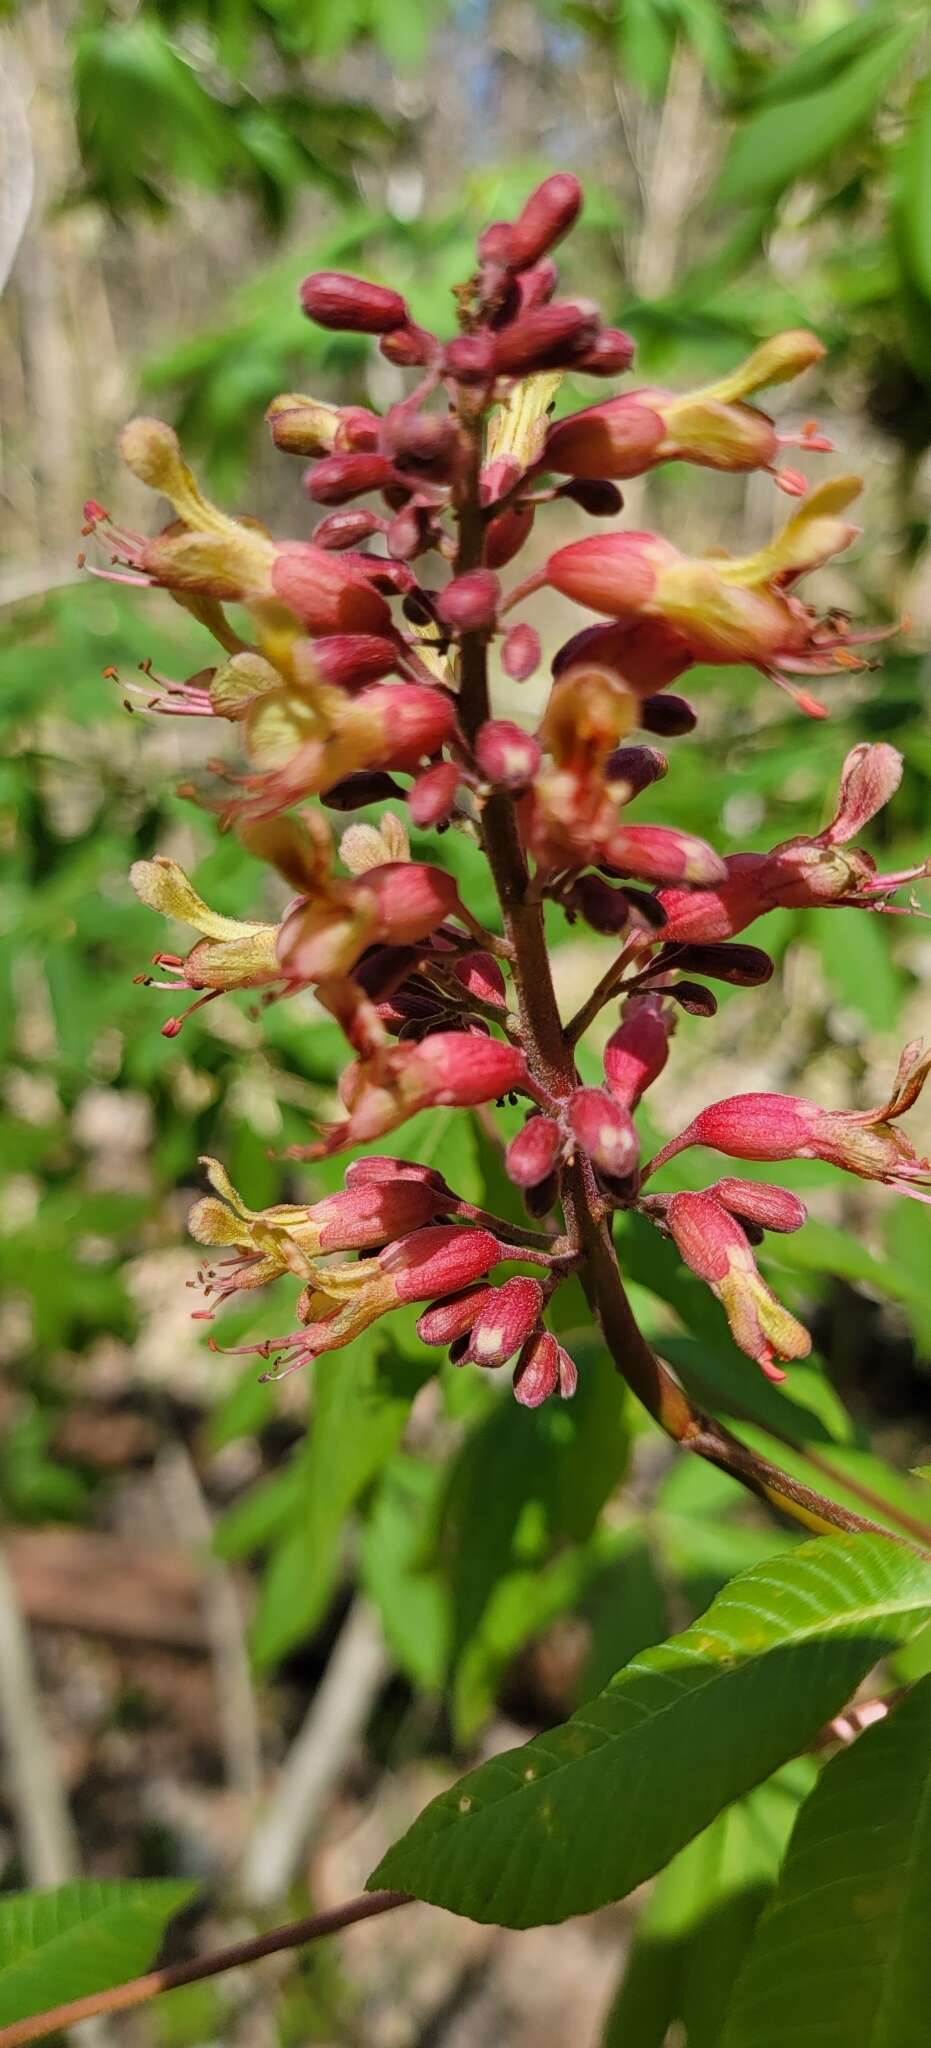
<box><xmin>0</xmin><ymin>1892</ymin><xmax>412</xmax><ymax>2048</ymax></box>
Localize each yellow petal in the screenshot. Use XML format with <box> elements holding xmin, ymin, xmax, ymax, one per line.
<box><xmin>131</xmin><ymin>858</ymin><xmax>268</xmax><ymax>941</ymax></box>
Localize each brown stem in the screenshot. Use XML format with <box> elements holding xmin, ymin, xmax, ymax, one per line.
<box><xmin>0</xmin><ymin>1892</ymin><xmax>411</xmax><ymax>2048</ymax></box>
<box><xmin>453</xmin><ymin>395</ymin><xmax>904</xmax><ymax>1548</ymax></box>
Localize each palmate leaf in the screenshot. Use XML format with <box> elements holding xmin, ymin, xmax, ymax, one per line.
<box><xmin>0</xmin><ymin>1880</ymin><xmax>196</xmax><ymax>2026</ymax></box>
<box><xmin>721</xmin><ymin>1672</ymin><xmax>931</xmax><ymax>2047</ymax></box>
<box><xmin>368</xmin><ymin>1533</ymin><xmax>931</xmax><ymax>1927</ymax></box>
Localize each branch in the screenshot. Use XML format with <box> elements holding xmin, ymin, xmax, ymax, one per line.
<box><xmin>0</xmin><ymin>1892</ymin><xmax>411</xmax><ymax>2048</ymax></box>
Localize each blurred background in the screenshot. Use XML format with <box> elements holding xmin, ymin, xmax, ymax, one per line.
<box><xmin>2</xmin><ymin>2</ymin><xmax>931</xmax><ymax>2042</ymax></box>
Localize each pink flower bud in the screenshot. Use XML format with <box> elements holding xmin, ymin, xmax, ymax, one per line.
<box><xmin>409</xmin><ymin>761</ymin><xmax>461</xmax><ymax>827</ymax></box>
<box><xmin>363</xmin><ymin>683</ymin><xmax>457</xmax><ymax>770</ymax></box>
<box><xmin>604</xmin><ymin>824</ymin><xmax>727</xmax><ymax>886</ymax></box>
<box><xmin>547</xmin><ymin>398</ymin><xmax>665</xmax><ymax>480</ymax></box>
<box><xmin>362</xmin><ymin>862</ymin><xmax>463</xmax><ymax>944</ymax></box>
<box><xmin>271</xmin><ymin>544</ymin><xmax>391</xmax><ymax>634</ymax></box>
<box><xmin>709</xmin><ymin>1179</ymin><xmax>807</xmax><ymax>1235</ymax></box>
<box><xmin>300</xmin><ymin>270</ymin><xmax>408</xmax><ymax>334</ymax></box>
<box><xmin>416</xmin><ymin>1284</ymin><xmax>497</xmax><ymax>1345</ymax></box>
<box><xmin>604</xmin><ymin>745</ymin><xmax>669</xmax><ymax>802</ymax></box>
<box><xmin>380</xmin><ymin>1224</ymin><xmax>502</xmax><ymax>1301</ymax></box>
<box><xmin>406</xmin><ymin>1031</ymin><xmax>529</xmax><ymax>1108</ymax></box>
<box><xmin>478</xmin><ymin>220</ymin><xmax>514</xmax><ymax>265</ymax></box>
<box><xmin>512</xmin><ymin>1329</ymin><xmax>576</xmax><ymax>1405</ymax></box>
<box><xmin>505</xmin><ymin>1115</ymin><xmax>562</xmax><ymax>1188</ymax></box>
<box><xmin>465</xmin><ymin>1277</ymin><xmax>545</xmax><ymax>1365</ymax></box>
<box><xmin>379</xmin><ymin>321</ymin><xmax>438</xmax><ymax>367</ymax></box>
<box><xmin>576</xmin><ymin>328</ymin><xmax>636</xmax><ymax>376</ymax></box>
<box><xmin>300</xmin><ymin>634</ymin><xmax>399</xmax><ymax>688</ymax></box>
<box><xmin>604</xmin><ymin>996</ymin><xmax>673</xmax><ymax>1109</ymax></box>
<box><xmin>493</xmin><ymin>300</ymin><xmax>602</xmax><ymax>376</ymax></box>
<box><xmin>437</xmin><ymin>569</ymin><xmax>501</xmax><ymax>632</ymax></box>
<box><xmin>514</xmin><ymin>259</ymin><xmax>558</xmax><ymax>311</ymax></box>
<box><xmin>306</xmin><ymin>453</ymin><xmax>395</xmax><ymax>504</ymax></box>
<box><xmin>568</xmin><ymin>1087</ymin><xmax>638</xmax><ymax>1177</ymax></box>
<box><xmin>443</xmin><ymin>334</ymin><xmax>497</xmax><ymax>384</ymax></box>
<box><xmin>502</xmin><ymin>623</ymin><xmax>541</xmax><ymax>681</ymax></box>
<box><xmin>452</xmin><ymin>951</ymin><xmax>507</xmax><ymax>1006</ymax></box>
<box><xmin>386</xmin><ymin>503</ymin><xmax>432</xmax><ymax>561</ymax></box>
<box><xmin>485</xmin><ymin>503</ymin><xmax>535</xmax><ymax>568</ymax></box>
<box><xmin>335</xmin><ymin>408</ymin><xmax>382</xmax><ymax>452</ymax></box>
<box><xmin>507</xmin><ymin>173</ymin><xmax>583</xmax><ymax>268</ymax></box>
<box><xmin>475</xmin><ymin>719</ymin><xmax>542</xmax><ymax>791</ymax></box>
<box><xmin>640</xmin><ymin>692</ymin><xmax>697</xmax><ymax>737</ymax></box>
<box><xmin>823</xmin><ymin>742</ymin><xmax>903</xmax><ymax>845</ymax></box>
<box><xmin>383</xmin><ymin>408</ymin><xmax>459</xmax><ymax>469</ymax></box>
<box><xmin>313</xmin><ymin>509</ymin><xmax>383</xmax><ymax>551</ymax></box>
<box><xmin>266</xmin><ymin>396</ymin><xmax>342</xmax><ymax>456</ymax></box>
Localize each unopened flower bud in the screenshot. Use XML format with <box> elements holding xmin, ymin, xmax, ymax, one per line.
<box><xmin>416</xmin><ymin>1284</ymin><xmax>496</xmax><ymax>1345</ymax></box>
<box><xmin>604</xmin><ymin>997</ymin><xmax>673</xmax><ymax>1109</ymax></box>
<box><xmin>266</xmin><ymin>393</ymin><xmax>342</xmax><ymax>456</ymax></box>
<box><xmin>379</xmin><ymin>320</ymin><xmax>438</xmax><ymax>367</ymax></box>
<box><xmin>512</xmin><ymin>1328</ymin><xmax>575</xmax><ymax>1406</ymax></box>
<box><xmin>565</xmin><ymin>874</ymin><xmax>633</xmax><ymax>935</ymax></box>
<box><xmin>345</xmin><ymin>1155</ymin><xmax>450</xmax><ymax>1190</ymax></box>
<box><xmin>320</xmin><ymin>771</ymin><xmax>405</xmax><ymax>810</ymax></box>
<box><xmin>475</xmin><ymin>719</ymin><xmax>541</xmax><ymax>791</ymax></box>
<box><xmin>387</xmin><ymin>503</ymin><xmax>434</xmax><ymax>561</ymax></box>
<box><xmin>502</xmin><ymin>623</ymin><xmax>541</xmax><ymax>681</ymax></box>
<box><xmin>437</xmin><ymin>569</ymin><xmax>501</xmax><ymax>632</ymax></box>
<box><xmin>466</xmin><ymin>1277</ymin><xmax>544</xmax><ymax>1365</ymax></box>
<box><xmin>514</xmin><ymin>259</ymin><xmax>558</xmax><ymax>311</ymax></box>
<box><xmin>576</xmin><ymin>328</ymin><xmax>636</xmax><ymax>376</ymax></box>
<box><xmin>306</xmin><ymin>452</ymin><xmax>395</xmax><ymax>504</ymax></box>
<box><xmin>444</xmin><ymin>334</ymin><xmax>497</xmax><ymax>384</ymax></box>
<box><xmin>640</xmin><ymin>692</ymin><xmax>697</xmax><ymax>737</ymax></box>
<box><xmin>605</xmin><ymin>824</ymin><xmax>726</xmax><ymax>887</ymax></box>
<box><xmin>665</xmin><ymin>941</ymin><xmax>774</xmax><ymax>987</ymax></box>
<box><xmin>493</xmin><ymin>300</ymin><xmax>601</xmax><ymax>376</ymax></box>
<box><xmin>506</xmin><ymin>1115</ymin><xmax>562</xmax><ymax>1188</ymax></box>
<box><xmin>672</xmin><ymin>981</ymin><xmax>718</xmax><ymax>1018</ymax></box>
<box><xmin>383</xmin><ymin>407</ymin><xmax>459</xmax><ymax>469</ymax></box>
<box><xmin>300</xmin><ymin>270</ymin><xmax>408</xmax><ymax>334</ymax></box>
<box><xmin>407</xmin><ymin>1031</ymin><xmax>530</xmax><ymax>1109</ymax></box>
<box><xmin>568</xmin><ymin>1087</ymin><xmax>638</xmax><ymax>1177</ymax></box>
<box><xmin>709</xmin><ymin>1179</ymin><xmax>807</xmax><ymax>1235</ymax></box>
<box><xmin>507</xmin><ymin>173</ymin><xmax>583</xmax><ymax>268</ymax></box>
<box><xmin>485</xmin><ymin>503</ymin><xmax>535</xmax><ymax>568</ymax></box>
<box><xmin>604</xmin><ymin>745</ymin><xmax>668</xmax><ymax>802</ymax></box>
<box><xmin>300</xmin><ymin>634</ymin><xmax>399</xmax><ymax>689</ymax></box>
<box><xmin>453</xmin><ymin>951</ymin><xmax>507</xmax><ymax>1006</ymax></box>
<box><xmin>409</xmin><ymin>761</ymin><xmax>461</xmax><ymax>828</ymax></box>
<box><xmin>558</xmin><ymin>478</ymin><xmax>624</xmax><ymax>516</ymax></box>
<box><xmin>313</xmin><ymin>509</ymin><xmax>383</xmax><ymax>551</ymax></box>
<box><xmin>335</xmin><ymin>407</ymin><xmax>381</xmax><ymax>451</ymax></box>
<box><xmin>478</xmin><ymin>220</ymin><xmax>514</xmax><ymax>265</ymax></box>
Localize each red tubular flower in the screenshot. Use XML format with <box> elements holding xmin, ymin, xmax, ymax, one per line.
<box><xmin>648</xmin><ymin>1041</ymin><xmax>931</xmax><ymax>1203</ymax></box>
<box><xmin>465</xmin><ymin>1277</ymin><xmax>545</xmax><ymax>1365</ymax></box>
<box><xmin>502</xmin><ymin>623</ymin><xmax>541</xmax><ymax>680</ymax></box>
<box><xmin>604</xmin><ymin>996</ymin><xmax>674</xmax><ymax>1109</ymax></box>
<box><xmin>664</xmin><ymin>1191</ymin><xmax>811</xmax><ymax>1380</ymax></box>
<box><xmin>380</xmin><ymin>1224</ymin><xmax>503</xmax><ymax>1300</ymax></box>
<box><xmin>505</xmin><ymin>1116</ymin><xmax>563</xmax><ymax>1188</ymax></box>
<box><xmin>271</xmin><ymin>543</ymin><xmax>392</xmax><ymax>634</ymax></box>
<box><xmin>493</xmin><ymin>301</ymin><xmax>602</xmax><ymax>376</ymax></box>
<box><xmin>302</xmin><ymin>1031</ymin><xmax>534</xmax><ymax>1158</ymax></box>
<box><xmin>567</xmin><ymin>1087</ymin><xmax>638</xmax><ymax>1178</ymax></box>
<box><xmin>300</xmin><ymin>271</ymin><xmax>409</xmax><ymax>334</ymax></box>
<box><xmin>304</xmin><ymin>635</ymin><xmax>400</xmax><ymax>688</ymax></box>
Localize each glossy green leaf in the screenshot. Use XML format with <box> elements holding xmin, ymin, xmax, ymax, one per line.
<box><xmin>717</xmin><ymin>20</ymin><xmax>921</xmax><ymax>207</ymax></box>
<box><xmin>721</xmin><ymin>1673</ymin><xmax>931</xmax><ymax>2047</ymax></box>
<box><xmin>0</xmin><ymin>1880</ymin><xmax>196</xmax><ymax>2026</ymax></box>
<box><xmin>369</xmin><ymin>1533</ymin><xmax>931</xmax><ymax>1925</ymax></box>
<box><xmin>898</xmin><ymin>76</ymin><xmax>931</xmax><ymax>303</ymax></box>
<box><xmin>602</xmin><ymin>1761</ymin><xmax>815</xmax><ymax>2048</ymax></box>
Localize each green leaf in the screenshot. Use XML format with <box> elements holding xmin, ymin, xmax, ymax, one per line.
<box><xmin>369</xmin><ymin>1533</ymin><xmax>931</xmax><ymax>1926</ymax></box>
<box><xmin>743</xmin><ymin>13</ymin><xmax>898</xmax><ymax>110</ymax></box>
<box><xmin>899</xmin><ymin>77</ymin><xmax>931</xmax><ymax>302</ymax></box>
<box><xmin>813</xmin><ymin>906</ymin><xmax>902</xmax><ymax>1030</ymax></box>
<box><xmin>717</xmin><ymin>19</ymin><xmax>922</xmax><ymax>207</ymax></box>
<box><xmin>602</xmin><ymin>1761</ymin><xmax>815</xmax><ymax>2048</ymax></box>
<box><xmin>721</xmin><ymin>1673</ymin><xmax>931</xmax><ymax>2047</ymax></box>
<box><xmin>250</xmin><ymin>1317</ymin><xmax>433</xmax><ymax>1669</ymax></box>
<box><xmin>0</xmin><ymin>1880</ymin><xmax>196</xmax><ymax>2026</ymax></box>
<box><xmin>360</xmin><ymin>1456</ymin><xmax>450</xmax><ymax>1692</ymax></box>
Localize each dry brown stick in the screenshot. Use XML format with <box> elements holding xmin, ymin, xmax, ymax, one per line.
<box><xmin>0</xmin><ymin>1891</ymin><xmax>412</xmax><ymax>2048</ymax></box>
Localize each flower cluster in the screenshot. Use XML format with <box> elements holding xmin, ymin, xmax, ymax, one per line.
<box><xmin>91</xmin><ymin>172</ymin><xmax>929</xmax><ymax>1400</ymax></box>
